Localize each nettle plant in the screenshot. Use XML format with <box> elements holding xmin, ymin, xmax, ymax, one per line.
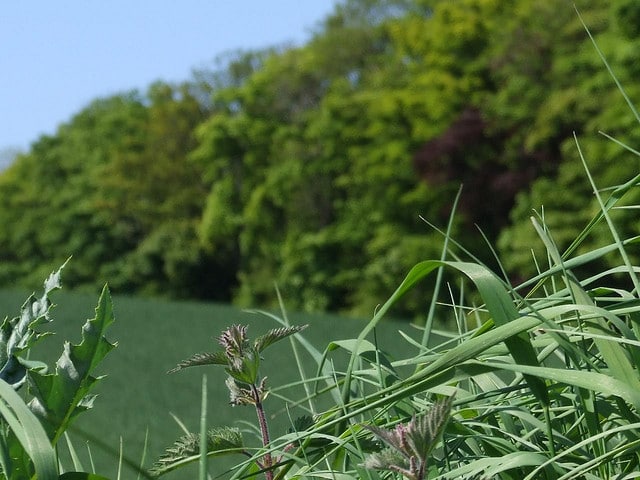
<box><xmin>151</xmin><ymin>324</ymin><xmax>307</xmax><ymax>479</ymax></box>
<box><xmin>362</xmin><ymin>396</ymin><xmax>455</xmax><ymax>480</ymax></box>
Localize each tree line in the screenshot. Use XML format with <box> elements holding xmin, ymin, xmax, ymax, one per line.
<box><xmin>1</xmin><ymin>0</ymin><xmax>638</xmax><ymax>319</ymax></box>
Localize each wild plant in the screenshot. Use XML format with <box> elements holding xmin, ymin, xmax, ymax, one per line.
<box><xmin>150</xmin><ymin>323</ymin><xmax>307</xmax><ymax>479</ymax></box>
<box><xmin>0</xmin><ymin>264</ymin><xmax>116</xmax><ymax>480</ymax></box>
<box><xmin>362</xmin><ymin>395</ymin><xmax>455</xmax><ymax>480</ymax></box>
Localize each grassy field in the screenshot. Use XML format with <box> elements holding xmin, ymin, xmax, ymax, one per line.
<box><xmin>0</xmin><ymin>287</ymin><xmax>436</xmax><ymax>478</ymax></box>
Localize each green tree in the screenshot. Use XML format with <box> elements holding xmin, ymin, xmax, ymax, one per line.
<box><xmin>497</xmin><ymin>0</ymin><xmax>640</xmax><ymax>279</ymax></box>
<box><xmin>0</xmin><ymin>93</ymin><xmax>148</xmax><ymax>289</ymax></box>
<box><xmin>0</xmin><ymin>83</ymin><xmax>226</xmax><ymax>299</ymax></box>
<box><xmin>2</xmin><ymin>0</ymin><xmax>637</xmax><ymax>320</ymax></box>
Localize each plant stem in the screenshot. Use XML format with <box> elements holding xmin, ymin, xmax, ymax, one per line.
<box><xmin>252</xmin><ymin>383</ymin><xmax>273</xmax><ymax>480</ymax></box>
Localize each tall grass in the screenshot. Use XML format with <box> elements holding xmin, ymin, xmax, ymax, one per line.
<box><xmin>2</xmin><ymin>13</ymin><xmax>640</xmax><ymax>480</ymax></box>
<box><xmin>147</xmin><ymin>22</ymin><xmax>640</xmax><ymax>479</ymax></box>
<box><xmin>200</xmin><ymin>153</ymin><xmax>640</xmax><ymax>479</ymax></box>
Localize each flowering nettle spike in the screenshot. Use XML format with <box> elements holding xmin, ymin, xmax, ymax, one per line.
<box><xmin>218</xmin><ymin>324</ymin><xmax>249</xmax><ymax>358</ymax></box>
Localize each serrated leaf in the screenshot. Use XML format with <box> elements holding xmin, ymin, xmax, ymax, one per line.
<box><xmin>168</xmin><ymin>351</ymin><xmax>227</xmax><ymax>373</ymax></box>
<box><xmin>364</xmin><ymin>396</ymin><xmax>455</xmax><ymax>478</ymax></box>
<box><xmin>0</xmin><ymin>265</ymin><xmax>64</xmax><ymax>389</ymax></box>
<box><xmin>27</xmin><ymin>285</ymin><xmax>116</xmax><ymax>444</ymax></box>
<box><xmin>254</xmin><ymin>325</ymin><xmax>308</xmax><ymax>353</ymax></box>
<box><xmin>149</xmin><ymin>427</ymin><xmax>244</xmax><ymax>477</ymax></box>
<box><xmin>363</xmin><ymin>447</ymin><xmax>406</xmax><ymax>470</ymax></box>
<box><xmin>289</xmin><ymin>415</ymin><xmax>314</xmax><ymax>433</ymax></box>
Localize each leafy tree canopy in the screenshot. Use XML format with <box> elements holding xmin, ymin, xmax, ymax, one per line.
<box><xmin>0</xmin><ymin>0</ymin><xmax>637</xmax><ymax>320</ymax></box>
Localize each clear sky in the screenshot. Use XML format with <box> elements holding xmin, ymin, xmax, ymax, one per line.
<box><xmin>0</xmin><ymin>1</ymin><xmax>338</xmax><ymax>154</ymax></box>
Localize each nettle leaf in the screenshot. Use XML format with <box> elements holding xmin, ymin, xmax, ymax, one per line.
<box><xmin>168</xmin><ymin>351</ymin><xmax>227</xmax><ymax>373</ymax></box>
<box><xmin>254</xmin><ymin>325</ymin><xmax>308</xmax><ymax>353</ymax></box>
<box><xmin>27</xmin><ymin>285</ymin><xmax>116</xmax><ymax>444</ymax></box>
<box><xmin>363</xmin><ymin>447</ymin><xmax>407</xmax><ymax>471</ymax></box>
<box><xmin>289</xmin><ymin>415</ymin><xmax>314</xmax><ymax>433</ymax></box>
<box><xmin>226</xmin><ymin>347</ymin><xmax>261</xmax><ymax>385</ymax></box>
<box><xmin>364</xmin><ymin>395</ymin><xmax>455</xmax><ymax>477</ymax></box>
<box><xmin>0</xmin><ymin>266</ymin><xmax>64</xmax><ymax>389</ymax></box>
<box><xmin>150</xmin><ymin>426</ymin><xmax>245</xmax><ymax>477</ymax></box>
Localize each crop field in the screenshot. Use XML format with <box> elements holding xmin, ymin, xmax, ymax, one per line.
<box><xmin>0</xmin><ymin>287</ymin><xmax>434</xmax><ymax>478</ymax></box>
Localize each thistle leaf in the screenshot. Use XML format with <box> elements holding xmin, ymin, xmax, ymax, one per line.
<box><xmin>0</xmin><ymin>266</ymin><xmax>63</xmax><ymax>389</ymax></box>
<box><xmin>149</xmin><ymin>426</ymin><xmax>245</xmax><ymax>477</ymax></box>
<box><xmin>168</xmin><ymin>351</ymin><xmax>227</xmax><ymax>373</ymax></box>
<box><xmin>254</xmin><ymin>325</ymin><xmax>308</xmax><ymax>353</ymax></box>
<box><xmin>27</xmin><ymin>285</ymin><xmax>116</xmax><ymax>444</ymax></box>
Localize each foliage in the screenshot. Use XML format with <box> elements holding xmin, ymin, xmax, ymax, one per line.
<box><xmin>0</xmin><ymin>0</ymin><xmax>636</xmax><ymax>319</ymax></box>
<box><xmin>153</xmin><ymin>324</ymin><xmax>307</xmax><ymax>479</ymax></box>
<box><xmin>153</xmin><ymin>133</ymin><xmax>640</xmax><ymax>479</ymax></box>
<box><xmin>0</xmin><ymin>83</ymin><xmax>220</xmax><ymax>301</ymax></box>
<box><xmin>0</xmin><ymin>265</ymin><xmax>116</xmax><ymax>479</ymax></box>
<box><xmin>363</xmin><ymin>396</ymin><xmax>455</xmax><ymax>480</ymax></box>
<box><xmin>1</xmin><ymin>6</ymin><xmax>640</xmax><ymax>479</ymax></box>
<box><xmin>146</xmin><ymin>27</ymin><xmax>640</xmax><ymax>478</ymax></box>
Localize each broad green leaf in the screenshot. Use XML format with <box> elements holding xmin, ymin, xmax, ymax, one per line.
<box><xmin>342</xmin><ymin>260</ymin><xmax>548</xmax><ymax>406</ymax></box>
<box><xmin>474</xmin><ymin>360</ymin><xmax>640</xmax><ymax>410</ymax></box>
<box><xmin>438</xmin><ymin>452</ymin><xmax>551</xmax><ymax>479</ymax></box>
<box><xmin>316</xmin><ymin>318</ymin><xmax>541</xmax><ymax>433</ymax></box>
<box><xmin>28</xmin><ymin>285</ymin><xmax>116</xmax><ymax>444</ymax></box>
<box><xmin>532</xmin><ymin>218</ymin><xmax>640</xmax><ymax>392</ymax></box>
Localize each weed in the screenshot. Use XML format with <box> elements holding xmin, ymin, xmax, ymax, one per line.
<box><xmin>151</xmin><ymin>324</ymin><xmax>307</xmax><ymax>479</ymax></box>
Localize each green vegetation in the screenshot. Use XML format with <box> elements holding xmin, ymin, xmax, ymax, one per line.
<box><xmin>141</xmin><ymin>117</ymin><xmax>640</xmax><ymax>479</ymax></box>
<box><xmin>154</xmin><ymin>324</ymin><xmax>309</xmax><ymax>478</ymax></box>
<box><xmin>3</xmin><ymin>106</ymin><xmax>640</xmax><ymax>478</ymax></box>
<box><xmin>2</xmin><ymin>1</ymin><xmax>640</xmax><ymax>479</ymax></box>
<box><xmin>0</xmin><ymin>265</ymin><xmax>114</xmax><ymax>480</ymax></box>
<box><xmin>0</xmin><ymin>286</ymin><xmax>421</xmax><ymax>479</ymax></box>
<box><xmin>1</xmin><ymin>0</ymin><xmax>639</xmax><ymax>319</ymax></box>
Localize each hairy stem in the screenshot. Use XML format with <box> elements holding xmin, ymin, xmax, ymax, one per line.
<box><xmin>252</xmin><ymin>383</ymin><xmax>273</xmax><ymax>480</ymax></box>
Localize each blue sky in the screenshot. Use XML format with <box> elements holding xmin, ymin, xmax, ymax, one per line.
<box><xmin>0</xmin><ymin>1</ymin><xmax>338</xmax><ymax>154</ymax></box>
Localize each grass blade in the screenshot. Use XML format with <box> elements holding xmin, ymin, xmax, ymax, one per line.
<box><xmin>0</xmin><ymin>378</ymin><xmax>58</xmax><ymax>480</ymax></box>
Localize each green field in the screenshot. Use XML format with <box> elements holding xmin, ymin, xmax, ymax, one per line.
<box><xmin>0</xmin><ymin>287</ymin><xmax>434</xmax><ymax>478</ymax></box>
